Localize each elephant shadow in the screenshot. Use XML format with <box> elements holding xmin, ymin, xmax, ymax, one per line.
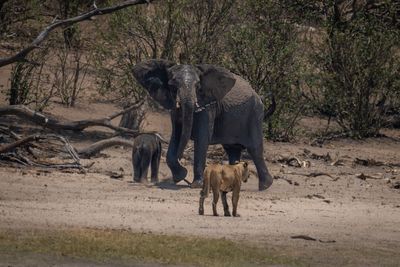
<box><xmin>154</xmin><ymin>178</ymin><xmax>190</xmax><ymax>190</ymax></box>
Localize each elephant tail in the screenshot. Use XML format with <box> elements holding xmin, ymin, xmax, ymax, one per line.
<box><xmin>264</xmin><ymin>93</ymin><xmax>276</xmax><ymax>120</ymax></box>
<box><xmin>154</xmin><ymin>133</ymin><xmax>168</xmax><ymax>144</ymax></box>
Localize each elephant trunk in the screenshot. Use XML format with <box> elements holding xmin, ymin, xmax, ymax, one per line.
<box><xmin>176</xmin><ymin>97</ymin><xmax>194</xmax><ymax>160</ymax></box>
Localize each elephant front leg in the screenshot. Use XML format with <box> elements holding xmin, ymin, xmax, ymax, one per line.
<box><xmin>167</xmin><ymin>145</ymin><xmax>188</xmax><ymax>183</ymax></box>
<box><xmin>247</xmin><ymin>147</ymin><xmax>273</xmax><ymax>191</ymax></box>
<box><xmin>192</xmin><ymin>141</ymin><xmax>208</xmax><ymax>188</ymax></box>
<box><xmin>191</xmin><ymin>113</ymin><xmax>209</xmax><ymax>188</ymax></box>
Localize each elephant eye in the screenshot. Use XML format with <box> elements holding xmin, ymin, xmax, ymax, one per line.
<box><xmin>168</xmin><ymin>81</ymin><xmax>178</xmax><ymax>92</ymax></box>
<box><xmin>196</xmin><ymin>84</ymin><xmax>204</xmax><ymax>95</ymax></box>
<box><xmin>168</xmin><ymin>79</ymin><xmax>175</xmax><ymax>87</ymax></box>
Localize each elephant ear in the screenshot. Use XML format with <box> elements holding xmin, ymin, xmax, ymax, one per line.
<box><xmin>132</xmin><ymin>59</ymin><xmax>176</xmax><ymax>109</ymax></box>
<box><xmin>196</xmin><ymin>64</ymin><xmax>236</xmax><ymax>100</ymax></box>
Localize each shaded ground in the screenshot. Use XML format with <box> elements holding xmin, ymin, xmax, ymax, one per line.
<box><xmin>0</xmin><ymin>104</ymin><xmax>400</xmax><ymax>266</ymax></box>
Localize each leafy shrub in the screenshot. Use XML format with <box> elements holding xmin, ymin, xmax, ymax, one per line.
<box><xmin>310</xmin><ymin>9</ymin><xmax>400</xmax><ymax>137</ymax></box>
<box><xmin>224</xmin><ymin>0</ymin><xmax>304</xmax><ymax>141</ymax></box>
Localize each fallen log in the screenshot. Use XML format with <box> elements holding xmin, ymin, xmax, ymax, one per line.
<box><xmin>310</xmin><ymin>132</ymin><xmax>349</xmax><ymax>146</ymax></box>
<box><xmin>273</xmin><ymin>175</ymin><xmax>300</xmax><ymax>185</ymax></box>
<box><xmin>284</xmin><ymin>171</ymin><xmax>339</xmax><ymax>181</ymax></box>
<box><xmin>0</xmin><ymin>132</ymin><xmax>81</xmax><ymax>169</ymax></box>
<box><xmin>77</xmin><ymin>137</ymin><xmax>134</xmax><ymax>158</ymax></box>
<box><xmin>0</xmin><ymin>126</ymin><xmax>20</xmax><ymax>139</ymax></box>
<box><xmin>0</xmin><ymin>135</ymin><xmax>44</xmax><ymax>153</ymax></box>
<box><xmin>276</xmin><ymin>155</ymin><xmax>311</xmax><ymax>168</ymax></box>
<box><xmin>0</xmin><ymin>102</ymin><xmax>153</xmax><ymax>136</ymax></box>
<box><xmin>355</xmin><ymin>173</ymin><xmax>384</xmax><ymax>180</ymax></box>
<box><xmin>354</xmin><ymin>157</ymin><xmax>400</xmax><ymax>168</ymax></box>
<box><xmin>291</xmin><ymin>235</ymin><xmax>336</xmax><ymax>243</ymax></box>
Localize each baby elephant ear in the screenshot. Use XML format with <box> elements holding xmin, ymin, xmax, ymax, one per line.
<box><xmin>132</xmin><ymin>59</ymin><xmax>176</xmax><ymax>109</ymax></box>
<box><xmin>197</xmin><ymin>64</ymin><xmax>236</xmax><ymax>100</ymax></box>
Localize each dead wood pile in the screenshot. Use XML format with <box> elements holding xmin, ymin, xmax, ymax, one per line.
<box><xmin>0</xmin><ymin>103</ymin><xmax>160</xmax><ymax>170</ymax></box>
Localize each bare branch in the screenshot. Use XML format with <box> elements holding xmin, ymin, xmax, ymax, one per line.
<box><xmin>0</xmin><ymin>134</ymin><xmax>44</xmax><ymax>153</ymax></box>
<box><xmin>77</xmin><ymin>137</ymin><xmax>134</xmax><ymax>158</ymax></box>
<box><xmin>0</xmin><ymin>133</ymin><xmax>81</xmax><ymax>169</ymax></box>
<box><xmin>0</xmin><ymin>103</ymin><xmax>155</xmax><ymax>136</ymax></box>
<box><xmin>107</xmin><ymin>99</ymin><xmax>145</xmax><ymax>120</ymax></box>
<box><xmin>0</xmin><ymin>0</ymin><xmax>155</xmax><ymax>67</ymax></box>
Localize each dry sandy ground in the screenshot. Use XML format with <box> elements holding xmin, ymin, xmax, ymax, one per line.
<box><xmin>0</xmin><ymin>104</ymin><xmax>400</xmax><ymax>266</ymax></box>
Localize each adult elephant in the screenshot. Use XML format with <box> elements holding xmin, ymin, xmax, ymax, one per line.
<box><xmin>132</xmin><ymin>59</ymin><xmax>274</xmax><ymax>191</ymax></box>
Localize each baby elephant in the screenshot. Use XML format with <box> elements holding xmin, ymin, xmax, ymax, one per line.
<box><xmin>199</xmin><ymin>161</ymin><xmax>250</xmax><ymax>217</ymax></box>
<box><xmin>132</xmin><ymin>134</ymin><xmax>162</xmax><ymax>183</ymax></box>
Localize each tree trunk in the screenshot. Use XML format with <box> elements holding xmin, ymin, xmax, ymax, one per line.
<box><xmin>119</xmin><ymin>101</ymin><xmax>147</xmax><ymax>131</ymax></box>
<box><xmin>0</xmin><ymin>0</ymin><xmax>8</xmax><ymax>23</ymax></box>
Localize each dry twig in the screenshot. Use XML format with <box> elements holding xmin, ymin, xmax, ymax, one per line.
<box><xmin>284</xmin><ymin>171</ymin><xmax>339</xmax><ymax>181</ymax></box>
<box><xmin>0</xmin><ymin>131</ymin><xmax>81</xmax><ymax>169</ymax></box>
<box><xmin>0</xmin><ymin>0</ymin><xmax>155</xmax><ymax>67</ymax></box>
<box><xmin>0</xmin><ymin>102</ymin><xmax>154</xmax><ymax>135</ymax></box>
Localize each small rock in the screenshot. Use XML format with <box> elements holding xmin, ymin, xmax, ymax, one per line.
<box><xmin>391</xmin><ymin>181</ymin><xmax>400</xmax><ymax>189</ymax></box>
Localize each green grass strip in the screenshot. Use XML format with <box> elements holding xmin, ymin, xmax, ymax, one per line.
<box><xmin>0</xmin><ymin>228</ymin><xmax>299</xmax><ymax>266</ymax></box>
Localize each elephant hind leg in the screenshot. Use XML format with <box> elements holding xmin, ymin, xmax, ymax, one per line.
<box><xmin>133</xmin><ymin>151</ymin><xmax>142</xmax><ymax>182</ymax></box>
<box><xmin>223</xmin><ymin>144</ymin><xmax>243</xmax><ymax>164</ymax></box>
<box><xmin>150</xmin><ymin>148</ymin><xmax>161</xmax><ymax>183</ymax></box>
<box><xmin>140</xmin><ymin>150</ymin><xmax>151</xmax><ymax>182</ymax></box>
<box><xmin>247</xmin><ymin>147</ymin><xmax>273</xmax><ymax>191</ymax></box>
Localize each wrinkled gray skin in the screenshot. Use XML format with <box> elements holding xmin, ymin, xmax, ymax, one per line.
<box><xmin>132</xmin><ymin>134</ymin><xmax>162</xmax><ymax>183</ymax></box>
<box><xmin>132</xmin><ymin>59</ymin><xmax>273</xmax><ymax>190</ymax></box>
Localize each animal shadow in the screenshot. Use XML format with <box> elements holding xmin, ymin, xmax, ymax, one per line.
<box><xmin>155</xmin><ymin>178</ymin><xmax>190</xmax><ymax>190</ymax></box>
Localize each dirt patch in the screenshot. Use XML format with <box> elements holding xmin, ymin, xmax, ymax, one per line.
<box><xmin>0</xmin><ymin>104</ymin><xmax>400</xmax><ymax>266</ymax></box>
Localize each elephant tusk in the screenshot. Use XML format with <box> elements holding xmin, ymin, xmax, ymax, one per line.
<box><xmin>194</xmin><ymin>101</ymin><xmax>217</xmax><ymax>113</ymax></box>
<box><xmin>176</xmin><ymin>94</ymin><xmax>181</xmax><ymax>108</ymax></box>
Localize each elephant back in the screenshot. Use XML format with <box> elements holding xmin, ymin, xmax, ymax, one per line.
<box><xmin>211</xmin><ymin>74</ymin><xmax>264</xmax><ymax>146</ymax></box>
<box><xmin>220</xmin><ymin>74</ymin><xmax>261</xmax><ymax>112</ymax></box>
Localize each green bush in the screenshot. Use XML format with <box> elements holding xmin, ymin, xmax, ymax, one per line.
<box><xmin>224</xmin><ymin>0</ymin><xmax>304</xmax><ymax>141</ymax></box>
<box><xmin>310</xmin><ymin>9</ymin><xmax>400</xmax><ymax>137</ymax></box>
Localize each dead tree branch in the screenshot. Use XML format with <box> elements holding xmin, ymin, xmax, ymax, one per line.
<box><xmin>284</xmin><ymin>171</ymin><xmax>339</xmax><ymax>181</ymax></box>
<box><xmin>0</xmin><ymin>134</ymin><xmax>44</xmax><ymax>153</ymax></box>
<box><xmin>275</xmin><ymin>155</ymin><xmax>311</xmax><ymax>168</ymax></box>
<box><xmin>0</xmin><ymin>101</ymin><xmax>156</xmax><ymax>136</ymax></box>
<box><xmin>0</xmin><ymin>0</ymin><xmax>155</xmax><ymax>67</ymax></box>
<box><xmin>0</xmin><ymin>133</ymin><xmax>81</xmax><ymax>169</ymax></box>
<box><xmin>354</xmin><ymin>157</ymin><xmax>400</xmax><ymax>168</ymax></box>
<box><xmin>0</xmin><ymin>125</ymin><xmax>20</xmax><ymax>139</ymax></box>
<box><xmin>77</xmin><ymin>137</ymin><xmax>134</xmax><ymax>158</ymax></box>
